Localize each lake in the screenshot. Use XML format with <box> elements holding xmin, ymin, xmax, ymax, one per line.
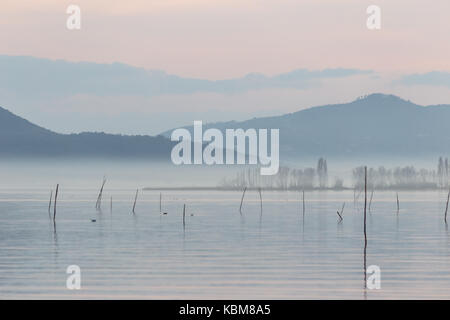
<box><xmin>1</xmin><ymin>185</ymin><xmax>449</xmax><ymax>299</ymax></box>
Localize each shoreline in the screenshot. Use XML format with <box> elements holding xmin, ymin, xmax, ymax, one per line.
<box><xmin>142</xmin><ymin>186</ymin><xmax>446</xmax><ymax>191</ymax></box>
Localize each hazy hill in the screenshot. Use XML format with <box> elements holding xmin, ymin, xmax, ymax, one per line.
<box><xmin>161</xmin><ymin>94</ymin><xmax>450</xmax><ymax>158</ymax></box>
<box><xmin>0</xmin><ymin>106</ymin><xmax>174</xmax><ymax>158</ymax></box>
<box><xmin>3</xmin><ymin>93</ymin><xmax>450</xmax><ymax>160</ymax></box>
<box><xmin>0</xmin><ymin>55</ymin><xmax>372</xmax><ymax>134</ymax></box>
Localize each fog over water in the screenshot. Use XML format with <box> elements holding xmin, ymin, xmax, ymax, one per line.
<box><xmin>0</xmin><ymin>156</ymin><xmax>441</xmax><ymax>189</ymax></box>
<box><xmin>0</xmin><ymin>158</ymin><xmax>449</xmax><ymax>299</ymax></box>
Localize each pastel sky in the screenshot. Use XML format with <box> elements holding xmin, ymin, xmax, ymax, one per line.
<box><xmin>2</xmin><ymin>0</ymin><xmax>450</xmax><ymax>78</ymax></box>
<box><xmin>1</xmin><ymin>0</ymin><xmax>450</xmax><ymax>134</ymax></box>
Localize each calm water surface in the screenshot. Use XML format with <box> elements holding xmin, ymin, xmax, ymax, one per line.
<box><xmin>0</xmin><ymin>187</ymin><xmax>449</xmax><ymax>299</ymax></box>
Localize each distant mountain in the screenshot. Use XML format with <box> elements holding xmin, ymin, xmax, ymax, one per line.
<box><xmin>161</xmin><ymin>94</ymin><xmax>450</xmax><ymax>158</ymax></box>
<box><xmin>0</xmin><ymin>55</ymin><xmax>370</xmax><ymax>96</ymax></box>
<box><xmin>0</xmin><ymin>106</ymin><xmax>174</xmax><ymax>159</ymax></box>
<box><xmin>0</xmin><ymin>55</ymin><xmax>375</xmax><ymax>135</ymax></box>
<box><xmin>4</xmin><ymin>93</ymin><xmax>450</xmax><ymax>160</ymax></box>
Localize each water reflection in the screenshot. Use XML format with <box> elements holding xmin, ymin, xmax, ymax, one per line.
<box><xmin>1</xmin><ymin>190</ymin><xmax>450</xmax><ymax>299</ymax></box>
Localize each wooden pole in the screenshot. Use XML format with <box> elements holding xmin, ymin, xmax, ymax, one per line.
<box><xmin>258</xmin><ymin>187</ymin><xmax>262</xmax><ymax>217</ymax></box>
<box><xmin>239</xmin><ymin>187</ymin><xmax>247</xmax><ymax>214</ymax></box>
<box><xmin>53</xmin><ymin>184</ymin><xmax>59</xmax><ymax>222</ymax></box>
<box><xmin>302</xmin><ymin>190</ymin><xmax>305</xmax><ymax>217</ymax></box>
<box><xmin>160</xmin><ymin>192</ymin><xmax>162</xmax><ymax>214</ymax></box>
<box><xmin>445</xmin><ymin>189</ymin><xmax>450</xmax><ymax>224</ymax></box>
<box><xmin>396</xmin><ymin>192</ymin><xmax>400</xmax><ymax>213</ymax></box>
<box><xmin>363</xmin><ymin>166</ymin><xmax>368</xmax><ymax>289</ymax></box>
<box><xmin>132</xmin><ymin>189</ymin><xmax>138</xmax><ymax>214</ymax></box>
<box><xmin>364</xmin><ymin>167</ymin><xmax>367</xmax><ymax>238</ymax></box>
<box><xmin>95</xmin><ymin>177</ymin><xmax>107</xmax><ymax>209</ymax></box>
<box><xmin>183</xmin><ymin>204</ymin><xmax>186</xmax><ymax>227</ymax></box>
<box><xmin>336</xmin><ymin>203</ymin><xmax>345</xmax><ymax>222</ymax></box>
<box><xmin>48</xmin><ymin>190</ymin><xmax>53</xmax><ymax>215</ymax></box>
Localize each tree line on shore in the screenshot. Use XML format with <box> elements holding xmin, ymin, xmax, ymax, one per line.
<box><xmin>219</xmin><ymin>157</ymin><xmax>450</xmax><ymax>190</ymax></box>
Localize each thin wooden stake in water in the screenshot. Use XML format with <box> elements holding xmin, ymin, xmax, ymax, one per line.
<box><xmin>363</xmin><ymin>166</ymin><xmax>368</xmax><ymax>289</ymax></box>
<box><xmin>95</xmin><ymin>177</ymin><xmax>107</xmax><ymax>210</ymax></box>
<box><xmin>336</xmin><ymin>203</ymin><xmax>345</xmax><ymax>222</ymax></box>
<box><xmin>445</xmin><ymin>189</ymin><xmax>450</xmax><ymax>224</ymax></box>
<box><xmin>159</xmin><ymin>192</ymin><xmax>162</xmax><ymax>214</ymax></box>
<box><xmin>396</xmin><ymin>192</ymin><xmax>400</xmax><ymax>213</ymax></box>
<box><xmin>53</xmin><ymin>184</ymin><xmax>59</xmax><ymax>222</ymax></box>
<box><xmin>132</xmin><ymin>189</ymin><xmax>138</xmax><ymax>214</ymax></box>
<box><xmin>182</xmin><ymin>204</ymin><xmax>186</xmax><ymax>228</ymax></box>
<box><xmin>110</xmin><ymin>196</ymin><xmax>113</xmax><ymax>213</ymax></box>
<box><xmin>369</xmin><ymin>189</ymin><xmax>374</xmax><ymax>212</ymax></box>
<box><xmin>302</xmin><ymin>190</ymin><xmax>305</xmax><ymax>217</ymax></box>
<box><xmin>48</xmin><ymin>190</ymin><xmax>53</xmax><ymax>215</ymax></box>
<box><xmin>239</xmin><ymin>187</ymin><xmax>247</xmax><ymax>215</ymax></box>
<box><xmin>258</xmin><ymin>187</ymin><xmax>263</xmax><ymax>217</ymax></box>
